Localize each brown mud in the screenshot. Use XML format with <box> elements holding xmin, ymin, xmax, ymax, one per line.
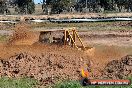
<box><xmin>0</xmin><ymin>23</ymin><xmax>131</xmax><ymax>86</ymax></box>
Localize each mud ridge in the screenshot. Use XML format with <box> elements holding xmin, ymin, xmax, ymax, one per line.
<box><xmin>0</xmin><ymin>52</ymin><xmax>90</xmax><ymax>86</ymax></box>
<box><xmin>103</xmin><ymin>55</ymin><xmax>132</xmax><ymax>79</ymax></box>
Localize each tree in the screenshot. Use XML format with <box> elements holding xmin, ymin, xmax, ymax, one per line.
<box><xmin>0</xmin><ymin>0</ymin><xmax>6</xmax><ymax>14</ymax></box>
<box><xmin>44</xmin><ymin>0</ymin><xmax>132</xmax><ymax>13</ymax></box>
<box><xmin>27</xmin><ymin>1</ymin><xmax>35</xmax><ymax>14</ymax></box>
<box><xmin>45</xmin><ymin>0</ymin><xmax>76</xmax><ymax>14</ymax></box>
<box><xmin>15</xmin><ymin>0</ymin><xmax>35</xmax><ymax>14</ymax></box>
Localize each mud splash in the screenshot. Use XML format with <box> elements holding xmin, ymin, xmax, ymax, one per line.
<box><xmin>8</xmin><ymin>23</ymin><xmax>39</xmax><ymax>45</ymax></box>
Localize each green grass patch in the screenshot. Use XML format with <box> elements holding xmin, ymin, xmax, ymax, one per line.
<box><xmin>53</xmin><ymin>80</ymin><xmax>83</xmax><ymax>88</ymax></box>
<box><xmin>0</xmin><ymin>77</ymin><xmax>38</xmax><ymax>88</ymax></box>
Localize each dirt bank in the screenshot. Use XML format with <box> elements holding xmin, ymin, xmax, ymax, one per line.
<box><xmin>103</xmin><ymin>55</ymin><xmax>132</xmax><ymax>79</ymax></box>
<box><xmin>0</xmin><ymin>44</ymin><xmax>90</xmax><ymax>86</ymax></box>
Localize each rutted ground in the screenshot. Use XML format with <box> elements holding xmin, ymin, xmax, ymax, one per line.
<box><xmin>0</xmin><ymin>23</ymin><xmax>131</xmax><ymax>87</ymax></box>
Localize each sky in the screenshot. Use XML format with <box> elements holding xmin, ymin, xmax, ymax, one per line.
<box><xmin>34</xmin><ymin>0</ymin><xmax>43</xmax><ymax>4</ymax></box>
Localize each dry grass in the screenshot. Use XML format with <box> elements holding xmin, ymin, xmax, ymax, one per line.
<box><xmin>32</xmin><ymin>21</ymin><xmax>132</xmax><ymax>31</ymax></box>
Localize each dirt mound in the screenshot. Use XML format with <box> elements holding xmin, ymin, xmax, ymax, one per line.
<box><xmin>8</xmin><ymin>23</ymin><xmax>39</xmax><ymax>45</ymax></box>
<box><xmin>0</xmin><ymin>52</ymin><xmax>90</xmax><ymax>86</ymax></box>
<box><xmin>127</xmin><ymin>22</ymin><xmax>132</xmax><ymax>26</ymax></box>
<box><xmin>103</xmin><ymin>55</ymin><xmax>132</xmax><ymax>79</ymax></box>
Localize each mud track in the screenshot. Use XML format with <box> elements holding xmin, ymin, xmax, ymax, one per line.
<box><xmin>0</xmin><ymin>23</ymin><xmax>132</xmax><ymax>86</ymax></box>
<box><xmin>0</xmin><ymin>44</ymin><xmax>90</xmax><ymax>86</ymax></box>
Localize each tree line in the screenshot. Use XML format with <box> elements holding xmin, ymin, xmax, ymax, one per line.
<box><xmin>0</xmin><ymin>0</ymin><xmax>132</xmax><ymax>15</ymax></box>
<box><xmin>44</xmin><ymin>0</ymin><xmax>132</xmax><ymax>14</ymax></box>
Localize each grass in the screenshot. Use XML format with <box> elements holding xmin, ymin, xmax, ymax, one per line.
<box><xmin>0</xmin><ymin>77</ymin><xmax>131</xmax><ymax>88</ymax></box>
<box><xmin>53</xmin><ymin>78</ymin><xmax>132</xmax><ymax>88</ymax></box>
<box><xmin>0</xmin><ymin>77</ymin><xmax>37</xmax><ymax>88</ymax></box>
<box><xmin>32</xmin><ymin>21</ymin><xmax>119</xmax><ymax>27</ymax></box>
<box><xmin>1</xmin><ymin>21</ymin><xmax>132</xmax><ymax>30</ymax></box>
<box><xmin>32</xmin><ymin>21</ymin><xmax>132</xmax><ymax>31</ymax></box>
<box><xmin>53</xmin><ymin>80</ymin><xmax>83</xmax><ymax>88</ymax></box>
